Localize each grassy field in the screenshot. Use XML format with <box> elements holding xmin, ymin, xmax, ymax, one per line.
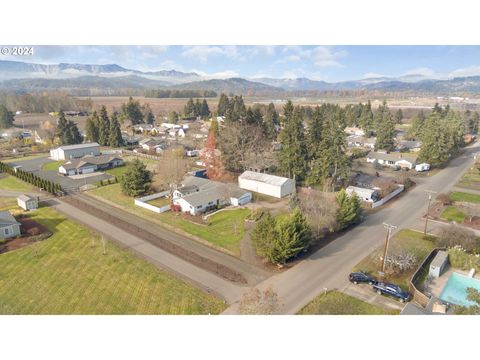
<box><xmin>450</xmin><ymin>191</ymin><xmax>480</xmax><ymax>204</ymax></box>
<box><xmin>354</xmin><ymin>229</ymin><xmax>436</xmax><ymax>290</ymax></box>
<box><xmin>41</xmin><ymin>160</ymin><xmax>64</xmax><ymax>171</ymax></box>
<box><xmin>298</xmin><ymin>291</ymin><xmax>399</xmax><ymax>315</ymax></box>
<box><xmin>0</xmin><ymin>206</ymin><xmax>226</xmax><ymax>314</ymax></box>
<box><xmin>0</xmin><ymin>197</ymin><xmax>17</xmax><ymax>211</ymax></box>
<box><xmin>441</xmin><ymin>206</ymin><xmax>466</xmax><ymax>222</ymax></box>
<box><xmin>87</xmin><ymin>184</ymin><xmax>249</xmax><ymax>256</ymax></box>
<box><xmin>147</xmin><ymin>197</ymin><xmax>171</xmax><ymax>207</ymax></box>
<box><xmin>0</xmin><ymin>175</ymin><xmax>34</xmax><ymax>192</ymax></box>
<box><xmin>457</xmin><ymin>166</ymin><xmax>480</xmax><ymax>190</ymax></box>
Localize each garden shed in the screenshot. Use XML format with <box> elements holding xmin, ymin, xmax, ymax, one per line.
<box><xmin>429</xmin><ymin>250</ymin><xmax>449</xmax><ymax>279</ymax></box>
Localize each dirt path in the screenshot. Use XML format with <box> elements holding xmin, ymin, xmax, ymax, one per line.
<box><xmin>239</xmin><ymin>221</ymin><xmax>265</xmax><ymax>268</ymax></box>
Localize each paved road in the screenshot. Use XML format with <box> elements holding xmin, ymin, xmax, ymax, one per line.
<box><xmin>224</xmin><ymin>142</ymin><xmax>480</xmax><ymax>314</ymax></box>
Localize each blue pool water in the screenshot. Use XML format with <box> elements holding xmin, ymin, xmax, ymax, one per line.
<box><xmin>439</xmin><ymin>272</ymin><xmax>480</xmax><ymax>307</ymax></box>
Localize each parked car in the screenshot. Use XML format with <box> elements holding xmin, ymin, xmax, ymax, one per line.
<box><xmin>349</xmin><ymin>272</ymin><xmax>377</xmax><ymax>285</ymax></box>
<box><xmin>372</xmin><ymin>282</ymin><xmax>410</xmax><ymax>303</ymax></box>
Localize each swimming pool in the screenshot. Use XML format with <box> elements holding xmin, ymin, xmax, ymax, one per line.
<box><xmin>439</xmin><ymin>272</ymin><xmax>480</xmax><ymax>307</ymax></box>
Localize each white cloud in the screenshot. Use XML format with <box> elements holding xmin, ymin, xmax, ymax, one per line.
<box><xmin>277</xmin><ymin>46</ymin><xmax>346</xmax><ymax>67</ymax></box>
<box><xmin>181</xmin><ymin>45</ymin><xmax>239</xmax><ymax>63</ymax></box>
<box><xmin>362</xmin><ymin>72</ymin><xmax>387</xmax><ymax>79</ymax></box>
<box><xmin>191</xmin><ymin>69</ymin><xmax>240</xmax><ymax>79</ymax></box>
<box><xmin>448</xmin><ymin>65</ymin><xmax>480</xmax><ymax>78</ymax></box>
<box><xmin>402</xmin><ymin>67</ymin><xmax>436</xmax><ymax>77</ymax></box>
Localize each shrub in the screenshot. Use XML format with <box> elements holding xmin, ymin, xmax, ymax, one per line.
<box><xmin>448</xmin><ymin>248</ymin><xmax>480</xmax><ymax>272</ymax></box>
<box><xmin>436</xmin><ymin>225</ymin><xmax>478</xmax><ymax>253</ymax></box>
<box><xmin>437</xmin><ymin>193</ymin><xmax>452</xmax><ymax>206</ymax></box>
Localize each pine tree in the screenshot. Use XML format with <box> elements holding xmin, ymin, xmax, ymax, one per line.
<box><xmin>184</xmin><ymin>98</ymin><xmax>196</xmax><ymax>117</ymax></box>
<box><xmin>358</xmin><ymin>101</ymin><xmax>374</xmax><ymax>136</ymax></box>
<box><xmin>407</xmin><ymin>111</ymin><xmax>426</xmax><ymax>140</ymax></box>
<box><xmin>54</xmin><ymin>111</ymin><xmax>68</xmax><ymax>144</ymax></box>
<box><xmin>395</xmin><ymin>109</ymin><xmax>403</xmax><ymax>124</ymax></box>
<box><xmin>120</xmin><ymin>159</ymin><xmax>152</xmax><ymax>196</ymax></box>
<box><xmin>121</xmin><ymin>96</ymin><xmax>144</xmax><ymax>125</ymax></box>
<box><xmin>277</xmin><ymin>102</ymin><xmax>307</xmax><ymax>180</ymax></box>
<box><xmin>85</xmin><ymin>113</ymin><xmax>99</xmax><ymax>142</ymax></box>
<box><xmin>109</xmin><ymin>113</ymin><xmax>124</xmax><ymax>147</ymax></box>
<box><xmin>146</xmin><ymin>110</ymin><xmax>155</xmax><ymax>125</ymax></box>
<box><xmin>374</xmin><ymin>101</ymin><xmax>395</xmax><ymax>151</ymax></box>
<box><xmin>336</xmin><ymin>189</ymin><xmax>362</xmax><ymax>230</ymax></box>
<box><xmin>0</xmin><ymin>104</ymin><xmax>14</xmax><ymax>129</ymax></box>
<box><xmin>217</xmin><ymin>93</ymin><xmax>230</xmax><ymax>116</ymax></box>
<box><xmin>98</xmin><ymin>106</ymin><xmax>110</xmax><ymax>146</ymax></box>
<box><xmin>200</xmin><ymin>99</ymin><xmax>210</xmax><ymax>118</ymax></box>
<box><xmin>263</xmin><ymin>103</ymin><xmax>279</xmax><ymax>139</ymax></box>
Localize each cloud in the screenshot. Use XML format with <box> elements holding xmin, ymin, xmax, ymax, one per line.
<box><xmin>191</xmin><ymin>69</ymin><xmax>240</xmax><ymax>79</ymax></box>
<box><xmin>448</xmin><ymin>65</ymin><xmax>480</xmax><ymax>78</ymax></box>
<box><xmin>277</xmin><ymin>46</ymin><xmax>347</xmax><ymax>67</ymax></box>
<box><xmin>181</xmin><ymin>45</ymin><xmax>239</xmax><ymax>63</ymax></box>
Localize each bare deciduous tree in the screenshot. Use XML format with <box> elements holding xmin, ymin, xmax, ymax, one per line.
<box><xmin>239</xmin><ymin>287</ymin><xmax>280</xmax><ymax>315</ymax></box>
<box><xmin>372</xmin><ymin>178</ymin><xmax>397</xmax><ymax>198</ymax></box>
<box><xmin>437</xmin><ymin>225</ymin><xmax>478</xmax><ymax>252</ymax></box>
<box><xmin>298</xmin><ymin>190</ymin><xmax>338</xmax><ymax>236</ymax></box>
<box><xmin>154</xmin><ymin>148</ymin><xmax>190</xmax><ymax>194</ymax></box>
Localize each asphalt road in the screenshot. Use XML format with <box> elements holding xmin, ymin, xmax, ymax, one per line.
<box><xmin>224</xmin><ymin>142</ymin><xmax>480</xmax><ymax>314</ymax></box>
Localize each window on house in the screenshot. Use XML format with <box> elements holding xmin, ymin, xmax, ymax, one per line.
<box><xmin>5</xmin><ymin>228</ymin><xmax>9</xmax><ymax>235</ymax></box>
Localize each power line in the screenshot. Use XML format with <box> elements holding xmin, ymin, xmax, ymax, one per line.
<box><xmin>380</xmin><ymin>222</ymin><xmax>397</xmax><ymax>276</ymax></box>
<box><xmin>424</xmin><ymin>190</ymin><xmax>437</xmax><ymax>235</ymax></box>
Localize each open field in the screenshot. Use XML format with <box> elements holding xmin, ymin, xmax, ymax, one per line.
<box><xmin>0</xmin><ymin>197</ymin><xmax>17</xmax><ymax>211</ymax></box>
<box><xmin>14</xmin><ymin>113</ymin><xmax>89</xmax><ymax>131</ymax></box>
<box><xmin>441</xmin><ymin>206</ymin><xmax>466</xmax><ymax>222</ymax></box>
<box><xmin>87</xmin><ymin>183</ymin><xmax>249</xmax><ymax>255</ymax></box>
<box><xmin>0</xmin><ymin>206</ymin><xmax>226</xmax><ymax>314</ymax></box>
<box><xmin>450</xmin><ymin>191</ymin><xmax>480</xmax><ymax>204</ymax></box>
<box><xmin>2</xmin><ymin>153</ymin><xmax>49</xmax><ymax>163</ymax></box>
<box><xmin>0</xmin><ymin>174</ymin><xmax>34</xmax><ymax>192</ymax></box>
<box><xmin>298</xmin><ymin>290</ymin><xmax>399</xmax><ymax>315</ymax></box>
<box><xmin>354</xmin><ymin>229</ymin><xmax>436</xmax><ymax>290</ymax></box>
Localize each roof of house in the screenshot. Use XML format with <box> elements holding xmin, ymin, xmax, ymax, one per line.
<box><xmin>367</xmin><ymin>151</ymin><xmax>416</xmax><ymax>164</ymax></box>
<box><xmin>60</xmin><ymin>155</ymin><xmax>122</xmax><ymax>171</ymax></box>
<box><xmin>17</xmin><ymin>194</ymin><xmax>36</xmax><ymax>202</ymax></box>
<box><xmin>179</xmin><ymin>188</ymin><xmax>222</xmax><ymax>207</ymax></box>
<box><xmin>56</xmin><ymin>142</ymin><xmax>100</xmax><ymax>151</ymax></box>
<box><xmin>238</xmin><ymin>171</ymin><xmax>293</xmax><ymax>187</ymax></box>
<box><xmin>0</xmin><ymin>210</ymin><xmax>21</xmax><ymax>226</ymax></box>
<box><xmin>346</xmin><ymin>186</ymin><xmax>378</xmax><ymax>198</ymax></box>
<box><xmin>430</xmin><ymin>250</ymin><xmax>449</xmax><ymax>268</ymax></box>
<box><xmin>176</xmin><ymin>185</ymin><xmax>199</xmax><ymax>193</ymax></box>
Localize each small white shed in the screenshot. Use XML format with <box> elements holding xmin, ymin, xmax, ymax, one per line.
<box><xmin>17</xmin><ymin>194</ymin><xmax>39</xmax><ymax>211</ymax></box>
<box><xmin>429</xmin><ymin>250</ymin><xmax>449</xmax><ymax>279</ymax></box>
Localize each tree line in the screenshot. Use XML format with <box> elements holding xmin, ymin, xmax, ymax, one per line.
<box><xmin>85</xmin><ymin>106</ymin><xmax>124</xmax><ymax>147</ymax></box>
<box><xmin>54</xmin><ymin>111</ymin><xmax>83</xmax><ymax>145</ymax></box>
<box><xmin>145</xmin><ymin>89</ymin><xmax>217</xmax><ymax>98</ymax></box>
<box><xmin>0</xmin><ymin>162</ymin><xmax>62</xmax><ymax>195</ymax></box>
<box><xmin>183</xmin><ymin>98</ymin><xmax>210</xmax><ymax>118</ymax></box>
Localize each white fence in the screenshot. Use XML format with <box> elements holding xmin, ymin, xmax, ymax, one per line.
<box><xmin>371</xmin><ymin>184</ymin><xmax>405</xmax><ymax>209</ymax></box>
<box><xmin>134</xmin><ymin>191</ymin><xmax>170</xmax><ymax>213</ymax></box>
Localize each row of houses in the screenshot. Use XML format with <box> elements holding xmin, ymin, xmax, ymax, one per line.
<box><xmin>366</xmin><ymin>151</ymin><xmax>430</xmax><ymax>172</ymax></box>
<box><xmin>133</xmin><ymin>123</ymin><xmax>188</xmax><ymax>138</ymax></box>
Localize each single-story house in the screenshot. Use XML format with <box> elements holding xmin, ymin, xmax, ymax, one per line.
<box><xmin>17</xmin><ymin>194</ymin><xmax>39</xmax><ymax>211</ymax></box>
<box><xmin>399</xmin><ymin>140</ymin><xmax>422</xmax><ymax>152</ymax></box>
<box><xmin>344</xmin><ymin>127</ymin><xmax>365</xmax><ymax>136</ymax></box>
<box><xmin>366</xmin><ymin>152</ymin><xmax>417</xmax><ymax>169</ymax></box>
<box><xmin>50</xmin><ymin>142</ymin><xmax>100</xmax><ymax>161</ymax></box>
<box><xmin>345</xmin><ymin>186</ymin><xmax>380</xmax><ymax>203</ymax></box>
<box><xmin>238</xmin><ymin>171</ymin><xmax>295</xmax><ymax>198</ymax></box>
<box><xmin>347</xmin><ymin>135</ymin><xmax>376</xmax><ymax>149</ymax></box>
<box><xmin>172</xmin><ymin>175</ymin><xmax>252</xmax><ymax>215</ymax></box>
<box><xmin>59</xmin><ymin>155</ymin><xmax>123</xmax><ymax>176</ymax></box>
<box><xmin>0</xmin><ymin>210</ymin><xmax>21</xmax><ymax>240</ymax></box>
<box><xmin>140</xmin><ymin>139</ymin><xmax>164</xmax><ymax>152</ymax></box>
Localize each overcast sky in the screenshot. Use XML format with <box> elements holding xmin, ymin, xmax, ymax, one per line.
<box><xmin>3</xmin><ymin>45</ymin><xmax>480</xmax><ymax>81</ymax></box>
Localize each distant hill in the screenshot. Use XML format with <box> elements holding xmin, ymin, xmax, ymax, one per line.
<box><xmin>2</xmin><ymin>59</ymin><xmax>480</xmax><ymax>96</ymax></box>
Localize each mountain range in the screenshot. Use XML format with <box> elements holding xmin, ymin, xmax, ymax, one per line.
<box><xmin>1</xmin><ymin>59</ymin><xmax>480</xmax><ymax>95</ymax></box>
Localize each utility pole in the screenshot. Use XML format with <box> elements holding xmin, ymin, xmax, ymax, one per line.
<box><xmin>380</xmin><ymin>223</ymin><xmax>397</xmax><ymax>276</ymax></box>
<box><xmin>424</xmin><ymin>190</ymin><xmax>437</xmax><ymax>235</ymax></box>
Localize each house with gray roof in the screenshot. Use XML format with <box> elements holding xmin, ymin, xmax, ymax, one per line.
<box><xmin>59</xmin><ymin>155</ymin><xmax>123</xmax><ymax>176</ymax></box>
<box><xmin>238</xmin><ymin>171</ymin><xmax>295</xmax><ymax>198</ymax></box>
<box><xmin>0</xmin><ymin>211</ymin><xmax>21</xmax><ymax>240</ymax></box>
<box><xmin>366</xmin><ymin>151</ymin><xmax>417</xmax><ymax>169</ymax></box>
<box><xmin>172</xmin><ymin>175</ymin><xmax>251</xmax><ymax>215</ymax></box>
<box><xmin>50</xmin><ymin>142</ymin><xmax>100</xmax><ymax>160</ymax></box>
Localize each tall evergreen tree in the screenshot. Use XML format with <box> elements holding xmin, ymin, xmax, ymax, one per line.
<box><xmin>407</xmin><ymin>110</ymin><xmax>426</xmax><ymax>140</ymax></box>
<box><xmin>217</xmin><ymin>93</ymin><xmax>230</xmax><ymax>116</ymax></box>
<box><xmin>336</xmin><ymin>189</ymin><xmax>362</xmax><ymax>230</ymax></box>
<box><xmin>85</xmin><ymin>112</ymin><xmax>99</xmax><ymax>142</ymax></box>
<box><xmin>120</xmin><ymin>159</ymin><xmax>152</xmax><ymax>196</ymax></box>
<box><xmin>54</xmin><ymin>111</ymin><xmax>68</xmax><ymax>143</ymax></box>
<box><xmin>277</xmin><ymin>102</ymin><xmax>308</xmax><ymax>180</ymax></box>
<box><xmin>394</xmin><ymin>109</ymin><xmax>403</xmax><ymax>124</ymax></box>
<box><xmin>0</xmin><ymin>104</ymin><xmax>14</xmax><ymax>128</ymax></box>
<box><xmin>98</xmin><ymin>106</ymin><xmax>110</xmax><ymax>146</ymax></box>
<box><xmin>109</xmin><ymin>112</ymin><xmax>124</xmax><ymax>147</ymax></box>
<box><xmin>184</xmin><ymin>98</ymin><xmax>196</xmax><ymax>117</ymax></box>
<box><xmin>200</xmin><ymin>99</ymin><xmax>210</xmax><ymax>118</ymax></box>
<box><xmin>374</xmin><ymin>101</ymin><xmax>395</xmax><ymax>151</ymax></box>
<box><xmin>121</xmin><ymin>96</ymin><xmax>144</xmax><ymax>124</ymax></box>
<box><xmin>263</xmin><ymin>103</ymin><xmax>279</xmax><ymax>139</ymax></box>
<box><xmin>358</xmin><ymin>100</ymin><xmax>374</xmax><ymax>136</ymax></box>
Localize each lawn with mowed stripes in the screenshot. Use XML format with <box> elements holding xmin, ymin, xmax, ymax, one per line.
<box><xmin>0</xmin><ymin>206</ymin><xmax>226</xmax><ymax>314</ymax></box>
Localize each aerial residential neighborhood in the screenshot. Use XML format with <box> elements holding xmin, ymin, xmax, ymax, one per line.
<box><xmin>2</xmin><ymin>45</ymin><xmax>480</xmax><ymax>325</ymax></box>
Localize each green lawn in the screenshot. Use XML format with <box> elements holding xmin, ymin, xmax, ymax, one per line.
<box><xmin>450</xmin><ymin>191</ymin><xmax>480</xmax><ymax>204</ymax></box>
<box><xmin>441</xmin><ymin>206</ymin><xmax>466</xmax><ymax>223</ymax></box>
<box><xmin>0</xmin><ymin>197</ymin><xmax>17</xmax><ymax>211</ymax></box>
<box><xmin>0</xmin><ymin>175</ymin><xmax>34</xmax><ymax>192</ymax></box>
<box><xmin>87</xmin><ymin>184</ymin><xmax>249</xmax><ymax>256</ymax></box>
<box><xmin>41</xmin><ymin>160</ymin><xmax>64</xmax><ymax>171</ymax></box>
<box><xmin>104</xmin><ymin>165</ymin><xmax>127</xmax><ymax>179</ymax></box>
<box><xmin>0</xmin><ymin>206</ymin><xmax>226</xmax><ymax>314</ymax></box>
<box><xmin>457</xmin><ymin>166</ymin><xmax>480</xmax><ymax>190</ymax></box>
<box><xmin>354</xmin><ymin>229</ymin><xmax>436</xmax><ymax>290</ymax></box>
<box><xmin>147</xmin><ymin>197</ymin><xmax>171</xmax><ymax>207</ymax></box>
<box><xmin>298</xmin><ymin>290</ymin><xmax>399</xmax><ymax>315</ymax></box>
